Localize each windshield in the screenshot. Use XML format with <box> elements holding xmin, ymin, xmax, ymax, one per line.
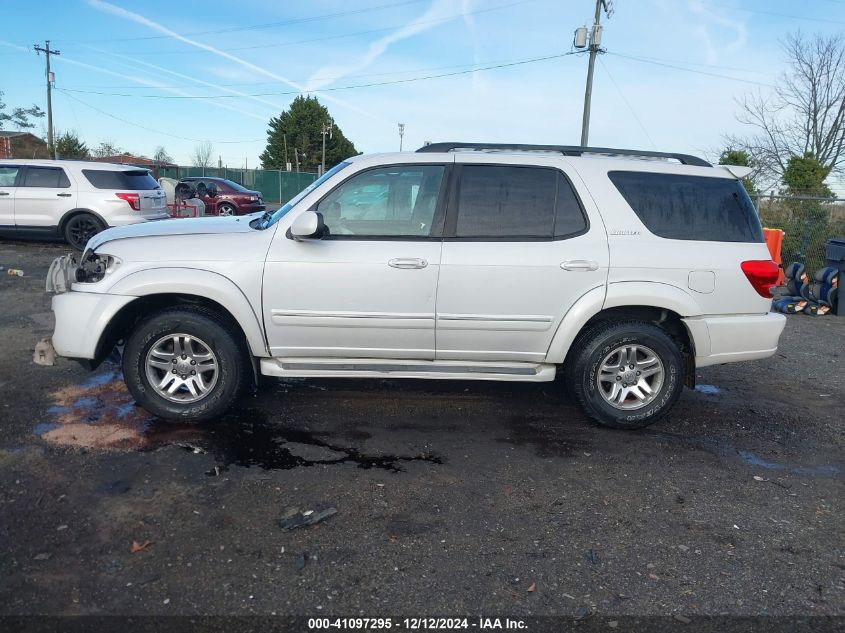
<box><xmin>257</xmin><ymin>161</ymin><xmax>351</xmax><ymax>229</ymax></box>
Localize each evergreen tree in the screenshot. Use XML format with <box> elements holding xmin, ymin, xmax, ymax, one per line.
<box><xmin>54</xmin><ymin>131</ymin><xmax>89</xmax><ymax>159</ymax></box>
<box><xmin>260</xmin><ymin>96</ymin><xmax>357</xmax><ymax>172</ymax></box>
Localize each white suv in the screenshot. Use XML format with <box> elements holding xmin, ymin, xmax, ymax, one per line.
<box><xmin>0</xmin><ymin>159</ymin><xmax>168</xmax><ymax>249</ymax></box>
<box><xmin>46</xmin><ymin>143</ymin><xmax>786</xmax><ymax>429</ymax></box>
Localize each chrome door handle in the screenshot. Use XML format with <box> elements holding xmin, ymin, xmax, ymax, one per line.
<box><xmin>561</xmin><ymin>260</ymin><xmax>599</xmax><ymax>271</ymax></box>
<box><xmin>57</xmin><ymin>192</ymin><xmax>72</xmax><ymax>197</ymax></box>
<box><xmin>388</xmin><ymin>258</ymin><xmax>428</xmax><ymax>269</ymax></box>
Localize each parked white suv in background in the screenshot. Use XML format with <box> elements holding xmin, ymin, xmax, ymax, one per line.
<box><xmin>45</xmin><ymin>143</ymin><xmax>785</xmax><ymax>429</ymax></box>
<box><xmin>0</xmin><ymin>159</ymin><xmax>168</xmax><ymax>250</ymax></box>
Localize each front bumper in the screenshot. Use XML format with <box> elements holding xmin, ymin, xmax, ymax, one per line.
<box><xmin>684</xmin><ymin>312</ymin><xmax>787</xmax><ymax>368</ymax></box>
<box><xmin>52</xmin><ymin>291</ymin><xmax>135</xmax><ymax>360</ymax></box>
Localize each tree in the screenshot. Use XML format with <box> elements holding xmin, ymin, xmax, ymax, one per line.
<box><xmin>0</xmin><ymin>90</ymin><xmax>45</xmax><ymax>131</ymax></box>
<box><xmin>727</xmin><ymin>32</ymin><xmax>845</xmax><ymax>186</ymax></box>
<box><xmin>718</xmin><ymin>148</ymin><xmax>758</xmax><ymax>195</ymax></box>
<box><xmin>153</xmin><ymin>146</ymin><xmax>173</xmax><ymax>165</ymax></box>
<box><xmin>92</xmin><ymin>140</ymin><xmax>121</xmax><ymax>158</ymax></box>
<box><xmin>191</xmin><ymin>141</ymin><xmax>214</xmax><ymax>168</ymax></box>
<box><xmin>260</xmin><ymin>96</ymin><xmax>357</xmax><ymax>172</ymax></box>
<box><xmin>781</xmin><ymin>152</ymin><xmax>833</xmax><ymax>197</ymax></box>
<box><xmin>54</xmin><ymin>131</ymin><xmax>89</xmax><ymax>159</ymax></box>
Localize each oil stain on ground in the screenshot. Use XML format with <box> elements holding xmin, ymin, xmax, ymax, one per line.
<box><xmin>35</xmin><ymin>364</ymin><xmax>442</xmax><ymax>473</ymax></box>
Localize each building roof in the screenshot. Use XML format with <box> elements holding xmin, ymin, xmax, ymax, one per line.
<box><xmin>0</xmin><ymin>131</ymin><xmax>37</xmax><ymax>139</ymax></box>
<box><xmin>92</xmin><ymin>152</ymin><xmax>177</xmax><ymax>167</ymax></box>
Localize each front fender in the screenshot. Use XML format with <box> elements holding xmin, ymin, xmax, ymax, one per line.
<box><xmin>107</xmin><ymin>267</ymin><xmax>268</xmax><ymax>356</ymax></box>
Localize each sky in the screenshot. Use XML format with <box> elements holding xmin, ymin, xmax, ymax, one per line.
<box><xmin>1</xmin><ymin>0</ymin><xmax>845</xmax><ymax>185</ymax></box>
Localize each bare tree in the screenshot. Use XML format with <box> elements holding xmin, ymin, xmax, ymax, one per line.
<box><xmin>153</xmin><ymin>145</ymin><xmax>173</xmax><ymax>165</ymax></box>
<box><xmin>92</xmin><ymin>140</ymin><xmax>121</xmax><ymax>158</ymax></box>
<box><xmin>727</xmin><ymin>32</ymin><xmax>845</xmax><ymax>187</ymax></box>
<box><xmin>191</xmin><ymin>141</ymin><xmax>214</xmax><ymax>168</ymax></box>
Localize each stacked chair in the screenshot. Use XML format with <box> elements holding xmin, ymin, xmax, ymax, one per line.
<box><xmin>774</xmin><ymin>262</ymin><xmax>839</xmax><ymax>316</ymax></box>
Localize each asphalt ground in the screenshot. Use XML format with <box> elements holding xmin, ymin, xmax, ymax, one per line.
<box><xmin>0</xmin><ymin>238</ymin><xmax>843</xmax><ymax>624</ymax></box>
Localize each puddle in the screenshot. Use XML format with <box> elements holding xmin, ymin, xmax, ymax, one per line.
<box><xmin>694</xmin><ymin>384</ymin><xmax>721</xmax><ymax>395</ymax></box>
<box><xmin>648</xmin><ymin>432</ymin><xmax>842</xmax><ymax>477</ymax></box>
<box><xmin>36</xmin><ymin>365</ymin><xmax>442</xmax><ymax>473</ymax></box>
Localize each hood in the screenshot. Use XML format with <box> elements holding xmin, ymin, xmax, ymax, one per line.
<box><xmin>88</xmin><ymin>214</ymin><xmax>260</xmax><ymax>251</ymax></box>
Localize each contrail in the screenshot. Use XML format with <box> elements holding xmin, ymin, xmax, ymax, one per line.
<box><xmin>0</xmin><ymin>38</ymin><xmax>269</xmax><ymax>122</ymax></box>
<box><xmin>305</xmin><ymin>0</ymin><xmax>454</xmax><ymax>92</ymax></box>
<box><xmin>81</xmin><ymin>44</ymin><xmax>286</xmax><ymax>113</ymax></box>
<box><xmin>87</xmin><ymin>0</ymin><xmax>373</xmax><ymax>118</ymax></box>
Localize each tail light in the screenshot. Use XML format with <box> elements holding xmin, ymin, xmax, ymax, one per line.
<box><xmin>741</xmin><ymin>260</ymin><xmax>779</xmax><ymax>298</ymax></box>
<box><xmin>116</xmin><ymin>192</ymin><xmax>141</xmax><ymax>211</ymax></box>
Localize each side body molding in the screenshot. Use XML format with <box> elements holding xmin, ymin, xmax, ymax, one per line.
<box><xmin>545</xmin><ymin>282</ymin><xmax>705</xmax><ymax>364</ymax></box>
<box><xmin>107</xmin><ymin>268</ymin><xmax>269</xmax><ymax>356</ymax></box>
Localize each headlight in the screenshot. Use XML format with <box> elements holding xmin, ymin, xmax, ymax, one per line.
<box><xmin>75</xmin><ymin>251</ymin><xmax>122</xmax><ymax>283</ymax></box>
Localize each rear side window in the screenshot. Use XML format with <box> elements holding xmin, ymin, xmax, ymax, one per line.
<box><xmin>608</xmin><ymin>171</ymin><xmax>764</xmax><ymax>243</ymax></box>
<box><xmin>22</xmin><ymin>167</ymin><xmax>70</xmax><ymax>188</ymax></box>
<box><xmin>454</xmin><ymin>165</ymin><xmax>587</xmax><ymax>238</ymax></box>
<box><xmin>82</xmin><ymin>169</ymin><xmax>159</xmax><ymax>190</ymax></box>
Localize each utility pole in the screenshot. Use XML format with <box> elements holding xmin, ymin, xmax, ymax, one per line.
<box><xmin>321</xmin><ymin>120</ymin><xmax>333</xmax><ymax>176</ymax></box>
<box><xmin>283</xmin><ymin>133</ymin><xmax>289</xmax><ymax>171</ymax></box>
<box><xmin>398</xmin><ymin>123</ymin><xmax>405</xmax><ymax>151</ymax></box>
<box><xmin>578</xmin><ymin>0</ymin><xmax>612</xmax><ymax>147</ymax></box>
<box><xmin>34</xmin><ymin>40</ymin><xmax>60</xmax><ymax>159</ymax></box>
<box><xmin>294</xmin><ymin>147</ymin><xmax>300</xmax><ymax>172</ymax></box>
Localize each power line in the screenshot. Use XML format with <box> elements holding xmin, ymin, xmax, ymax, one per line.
<box><xmin>598</xmin><ymin>57</ymin><xmax>657</xmax><ymax>150</ymax></box>
<box><xmin>606</xmin><ymin>52</ymin><xmax>777</xmax><ymax>88</ymax></box>
<box><xmin>65</xmin><ymin>0</ymin><xmax>541</xmax><ymax>56</ymax></box>
<box><xmin>57</xmin><ymin>51</ymin><xmax>579</xmax><ymax>100</ymax></box>
<box><xmin>54</xmin><ymin>0</ymin><xmax>428</xmax><ymax>43</ymax></box>
<box><xmin>56</xmin><ymin>89</ymin><xmax>263</xmax><ymax>143</ymax></box>
<box><xmin>708</xmin><ymin>2</ymin><xmax>845</xmax><ymax>26</ymax></box>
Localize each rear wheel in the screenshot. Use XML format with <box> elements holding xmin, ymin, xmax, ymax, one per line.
<box><xmin>122</xmin><ymin>307</ymin><xmax>248</xmax><ymax>421</ymax></box>
<box><xmin>217</xmin><ymin>203</ymin><xmax>236</xmax><ymax>216</ymax></box>
<box><xmin>565</xmin><ymin>321</ymin><xmax>684</xmax><ymax>429</ymax></box>
<box><xmin>64</xmin><ymin>213</ymin><xmax>105</xmax><ymax>250</ymax></box>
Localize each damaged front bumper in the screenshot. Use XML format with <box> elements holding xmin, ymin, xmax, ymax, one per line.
<box><xmin>51</xmin><ymin>291</ymin><xmax>135</xmax><ymax>363</ymax></box>
<box><xmin>45</xmin><ymin>253</ymin><xmax>78</xmax><ymax>293</ymax></box>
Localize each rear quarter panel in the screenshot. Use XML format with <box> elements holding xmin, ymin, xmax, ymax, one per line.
<box><xmin>569</xmin><ymin>160</ymin><xmax>773</xmax><ymax>316</ymax></box>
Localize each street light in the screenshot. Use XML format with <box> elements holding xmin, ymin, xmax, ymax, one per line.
<box><xmin>398</xmin><ymin>123</ymin><xmax>405</xmax><ymax>151</ymax></box>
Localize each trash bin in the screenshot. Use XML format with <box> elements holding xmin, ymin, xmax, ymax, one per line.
<box><xmin>825</xmin><ymin>237</ymin><xmax>845</xmax><ymax>316</ymax></box>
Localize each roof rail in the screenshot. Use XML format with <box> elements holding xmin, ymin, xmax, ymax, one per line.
<box><xmin>416</xmin><ymin>142</ymin><xmax>711</xmax><ymax>167</ymax></box>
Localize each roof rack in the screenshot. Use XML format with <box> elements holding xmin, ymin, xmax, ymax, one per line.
<box><xmin>416</xmin><ymin>142</ymin><xmax>711</xmax><ymax>167</ymax></box>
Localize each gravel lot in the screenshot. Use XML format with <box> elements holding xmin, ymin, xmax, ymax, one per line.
<box><xmin>0</xmin><ymin>239</ymin><xmax>843</xmax><ymax>621</ymax></box>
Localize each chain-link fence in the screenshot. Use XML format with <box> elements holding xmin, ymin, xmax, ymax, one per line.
<box><xmin>754</xmin><ymin>194</ymin><xmax>845</xmax><ymax>272</ymax></box>
<box><xmin>155</xmin><ymin>166</ymin><xmax>318</xmax><ymax>205</ymax></box>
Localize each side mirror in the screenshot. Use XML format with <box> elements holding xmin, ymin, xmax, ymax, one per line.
<box><xmin>290</xmin><ymin>210</ymin><xmax>325</xmax><ymax>240</ymax></box>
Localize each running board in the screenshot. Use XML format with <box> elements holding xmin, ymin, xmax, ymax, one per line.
<box><xmin>260</xmin><ymin>358</ymin><xmax>557</xmax><ymax>382</ymax></box>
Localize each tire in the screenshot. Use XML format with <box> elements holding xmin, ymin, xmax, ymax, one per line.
<box><xmin>122</xmin><ymin>307</ymin><xmax>248</xmax><ymax>422</ymax></box>
<box><xmin>565</xmin><ymin>320</ymin><xmax>684</xmax><ymax>430</ymax></box>
<box><xmin>64</xmin><ymin>213</ymin><xmax>105</xmax><ymax>251</ymax></box>
<box><xmin>217</xmin><ymin>203</ymin><xmax>236</xmax><ymax>216</ymax></box>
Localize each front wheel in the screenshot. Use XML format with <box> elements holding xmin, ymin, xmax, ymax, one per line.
<box><xmin>565</xmin><ymin>321</ymin><xmax>684</xmax><ymax>429</ymax></box>
<box><xmin>217</xmin><ymin>203</ymin><xmax>236</xmax><ymax>216</ymax></box>
<box><xmin>64</xmin><ymin>213</ymin><xmax>105</xmax><ymax>250</ymax></box>
<box><xmin>122</xmin><ymin>307</ymin><xmax>248</xmax><ymax>421</ymax></box>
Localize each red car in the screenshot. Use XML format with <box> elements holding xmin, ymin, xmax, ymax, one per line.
<box><xmin>179</xmin><ymin>177</ymin><xmax>266</xmax><ymax>216</ymax></box>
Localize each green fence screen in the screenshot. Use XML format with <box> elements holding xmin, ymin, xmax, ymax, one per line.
<box><xmin>156</xmin><ymin>166</ymin><xmax>317</xmax><ymax>204</ymax></box>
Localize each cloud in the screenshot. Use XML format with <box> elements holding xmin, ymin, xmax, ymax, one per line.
<box><xmin>304</xmin><ymin>0</ymin><xmax>456</xmax><ymax>92</ymax></box>
<box><xmin>86</xmin><ymin>0</ymin><xmax>373</xmax><ymax>118</ymax></box>
<box><xmin>688</xmin><ymin>0</ymin><xmax>748</xmax><ymax>64</ymax></box>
